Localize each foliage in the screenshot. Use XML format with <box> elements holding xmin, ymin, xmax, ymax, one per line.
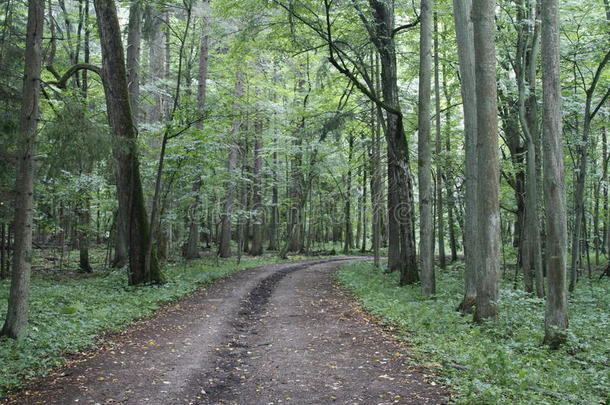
<box><xmin>0</xmin><ymin>255</ymin><xmax>298</xmax><ymax>396</ymax></box>
<box><xmin>337</xmin><ymin>261</ymin><xmax>610</xmax><ymax>404</ymax></box>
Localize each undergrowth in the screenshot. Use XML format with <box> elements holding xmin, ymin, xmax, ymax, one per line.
<box><xmin>337</xmin><ymin>261</ymin><xmax>610</xmax><ymax>404</ymax></box>
<box><xmin>0</xmin><ymin>255</ymin><xmax>295</xmax><ymax>396</ymax></box>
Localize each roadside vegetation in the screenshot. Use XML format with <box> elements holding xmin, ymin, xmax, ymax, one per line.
<box><xmin>337</xmin><ymin>261</ymin><xmax>610</xmax><ymax>404</ymax></box>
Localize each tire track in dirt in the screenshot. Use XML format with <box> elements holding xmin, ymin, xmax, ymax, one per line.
<box><xmin>199</xmin><ymin>259</ymin><xmax>354</xmax><ymax>403</ymax></box>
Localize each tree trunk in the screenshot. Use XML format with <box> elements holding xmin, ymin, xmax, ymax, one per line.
<box><xmin>250</xmin><ymin>119</ymin><xmax>264</xmax><ymax>256</ymax></box>
<box><xmin>472</xmin><ymin>0</ymin><xmax>500</xmax><ymax>322</ymax></box>
<box><xmin>452</xmin><ymin>0</ymin><xmax>478</xmax><ymax>313</ymax></box>
<box><xmin>371</xmin><ymin>87</ymin><xmax>382</xmax><ymax>268</ymax></box>
<box><xmin>148</xmin><ymin>6</ymin><xmax>164</xmax><ymax>124</ymax></box>
<box><xmin>126</xmin><ymin>0</ymin><xmax>141</xmax><ymax>120</ymax></box>
<box><xmin>94</xmin><ymin>0</ymin><xmax>161</xmax><ymax>285</ymax></box>
<box><xmin>268</xmin><ymin>140</ymin><xmax>279</xmax><ymax>250</ymax></box>
<box><xmin>219</xmin><ymin>72</ymin><xmax>243</xmax><ymax>258</ymax></box>
<box><xmin>418</xmin><ymin>0</ymin><xmax>434</xmax><ymax>295</ymax></box>
<box><xmin>1</xmin><ymin>0</ymin><xmax>43</xmax><ymax>339</ymax></box>
<box><xmin>184</xmin><ymin>181</ymin><xmax>202</xmax><ymax>259</ymax></box>
<box><xmin>343</xmin><ymin>134</ymin><xmax>354</xmax><ymax>254</ymax></box>
<box><xmin>433</xmin><ymin>12</ymin><xmax>445</xmax><ymax>270</ymax></box>
<box><xmin>441</xmin><ymin>56</ymin><xmax>458</xmax><ymax>263</ymax></box>
<box><xmin>360</xmin><ymin>165</ymin><xmax>368</xmax><ymax>253</ymax></box>
<box><xmin>78</xmin><ymin>195</ymin><xmax>93</xmax><ymax>272</ymax></box>
<box><xmin>541</xmin><ymin>0</ymin><xmax>568</xmax><ymax>347</ymax></box>
<box><xmin>184</xmin><ymin>16</ymin><xmax>209</xmax><ymax>259</ymax></box>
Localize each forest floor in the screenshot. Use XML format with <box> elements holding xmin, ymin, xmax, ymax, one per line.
<box><xmin>2</xmin><ymin>258</ymin><xmax>448</xmax><ymax>405</ymax></box>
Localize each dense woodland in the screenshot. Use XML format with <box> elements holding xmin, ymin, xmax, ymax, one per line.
<box><xmin>0</xmin><ymin>0</ymin><xmax>609</xmax><ymax>401</ymax></box>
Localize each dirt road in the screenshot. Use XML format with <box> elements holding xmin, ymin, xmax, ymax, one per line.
<box><xmin>5</xmin><ymin>258</ymin><xmax>448</xmax><ymax>404</ymax></box>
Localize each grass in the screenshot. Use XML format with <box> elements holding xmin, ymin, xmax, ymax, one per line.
<box><xmin>0</xmin><ymin>254</ymin><xmax>301</xmax><ymax>397</ymax></box>
<box><xmin>337</xmin><ymin>261</ymin><xmax>610</xmax><ymax>405</ymax></box>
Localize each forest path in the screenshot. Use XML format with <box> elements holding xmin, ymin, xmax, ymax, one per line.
<box><xmin>5</xmin><ymin>258</ymin><xmax>448</xmax><ymax>405</ymax></box>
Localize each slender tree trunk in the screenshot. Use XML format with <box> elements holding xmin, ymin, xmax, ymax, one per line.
<box><xmin>184</xmin><ymin>181</ymin><xmax>202</xmax><ymax>259</ymax></box>
<box><xmin>517</xmin><ymin>3</ymin><xmax>544</xmax><ymax>297</ymax></box>
<box><xmin>371</xmin><ymin>88</ymin><xmax>382</xmax><ymax>268</ymax></box>
<box><xmin>343</xmin><ymin>134</ymin><xmax>354</xmax><ymax>254</ymax></box>
<box><xmin>453</xmin><ymin>0</ymin><xmax>477</xmax><ymax>313</ymax></box>
<box><xmin>268</xmin><ymin>140</ymin><xmax>279</xmax><ymax>250</ymax></box>
<box><xmin>0</xmin><ymin>224</ymin><xmax>7</xmax><ymax>279</ymax></box>
<box><xmin>250</xmin><ymin>119</ymin><xmax>264</xmax><ymax>256</ymax></box>
<box><xmin>433</xmin><ymin>13</ymin><xmax>446</xmax><ymax>271</ymax></box>
<box><xmin>184</xmin><ymin>14</ymin><xmax>209</xmax><ymax>259</ymax></box>
<box><xmin>1</xmin><ymin>0</ymin><xmax>43</xmax><ymax>339</ymax></box>
<box><xmin>541</xmin><ymin>0</ymin><xmax>568</xmax><ymax>347</ymax></box>
<box><xmin>418</xmin><ymin>0</ymin><xmax>434</xmax><ymax>295</ymax></box>
<box><xmin>472</xmin><ymin>0</ymin><xmax>500</xmax><ymax>322</ymax></box>
<box><xmin>219</xmin><ymin>72</ymin><xmax>243</xmax><ymax>258</ymax></box>
<box><xmin>361</xmin><ymin>165</ymin><xmax>368</xmax><ymax>252</ymax></box>
<box><xmin>78</xmin><ymin>194</ymin><xmax>92</xmax><ymax>272</ymax></box>
<box><xmin>94</xmin><ymin>0</ymin><xmax>161</xmax><ymax>285</ymax></box>
<box><xmin>442</xmin><ymin>68</ymin><xmax>458</xmax><ymax>263</ymax></box>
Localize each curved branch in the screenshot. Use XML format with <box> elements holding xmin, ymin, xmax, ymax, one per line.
<box><xmin>391</xmin><ymin>16</ymin><xmax>420</xmax><ymax>38</ymax></box>
<box><xmin>46</xmin><ymin>63</ymin><xmax>102</xmax><ymax>89</ymax></box>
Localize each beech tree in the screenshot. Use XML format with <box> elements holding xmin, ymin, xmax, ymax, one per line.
<box><xmin>541</xmin><ymin>0</ymin><xmax>568</xmax><ymax>348</ymax></box>
<box><xmin>1</xmin><ymin>0</ymin><xmax>44</xmax><ymax>339</ymax></box>
<box><xmin>472</xmin><ymin>0</ymin><xmax>500</xmax><ymax>322</ymax></box>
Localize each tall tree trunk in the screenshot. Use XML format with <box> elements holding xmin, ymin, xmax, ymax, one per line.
<box><xmin>541</xmin><ymin>0</ymin><xmax>568</xmax><ymax>347</ymax></box>
<box><xmin>184</xmin><ymin>14</ymin><xmax>209</xmax><ymax>259</ymax></box>
<box><xmin>472</xmin><ymin>0</ymin><xmax>500</xmax><ymax>322</ymax></box>
<box><xmin>268</xmin><ymin>139</ymin><xmax>279</xmax><ymax>251</ymax></box>
<box><xmin>371</xmin><ymin>87</ymin><xmax>382</xmax><ymax>268</ymax></box>
<box><xmin>433</xmin><ymin>13</ymin><xmax>445</xmax><ymax>270</ymax></box>
<box><xmin>250</xmin><ymin>119</ymin><xmax>264</xmax><ymax>256</ymax></box>
<box><xmin>1</xmin><ymin>0</ymin><xmax>43</xmax><ymax>339</ymax></box>
<box><xmin>367</xmin><ymin>0</ymin><xmax>417</xmax><ymax>284</ymax></box>
<box><xmin>418</xmin><ymin>0</ymin><xmax>434</xmax><ymax>295</ymax></box>
<box><xmin>218</xmin><ymin>72</ymin><xmax>243</xmax><ymax>258</ymax></box>
<box><xmin>343</xmin><ymin>134</ymin><xmax>354</xmax><ymax>254</ymax></box>
<box><xmin>360</xmin><ymin>165</ymin><xmax>368</xmax><ymax>253</ymax></box>
<box><xmin>441</xmin><ymin>55</ymin><xmax>458</xmax><ymax>263</ymax></box>
<box><xmin>453</xmin><ymin>0</ymin><xmax>478</xmax><ymax>313</ymax></box>
<box><xmin>94</xmin><ymin>0</ymin><xmax>161</xmax><ymax>285</ymax></box>
<box><xmin>112</xmin><ymin>0</ymin><xmax>137</xmax><ymax>268</ymax></box>
<box><xmin>569</xmin><ymin>48</ymin><xmax>610</xmax><ymax>290</ymax></box>
<box><xmin>515</xmin><ymin>0</ymin><xmax>544</xmax><ymax>298</ymax></box>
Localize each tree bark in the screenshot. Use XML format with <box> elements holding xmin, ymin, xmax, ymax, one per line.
<box><xmin>126</xmin><ymin>0</ymin><xmax>141</xmax><ymax>120</ymax></box>
<box><xmin>268</xmin><ymin>138</ymin><xmax>279</xmax><ymax>250</ymax></box>
<box><xmin>1</xmin><ymin>0</ymin><xmax>43</xmax><ymax>339</ymax></box>
<box><xmin>184</xmin><ymin>13</ymin><xmax>210</xmax><ymax>259</ymax></box>
<box><xmin>452</xmin><ymin>0</ymin><xmax>477</xmax><ymax>313</ymax></box>
<box><xmin>418</xmin><ymin>0</ymin><xmax>434</xmax><ymax>295</ymax></box>
<box><xmin>184</xmin><ymin>181</ymin><xmax>202</xmax><ymax>259</ymax></box>
<box><xmin>219</xmin><ymin>72</ymin><xmax>243</xmax><ymax>258</ymax></box>
<box><xmin>343</xmin><ymin>134</ymin><xmax>354</xmax><ymax>254</ymax></box>
<box><xmin>472</xmin><ymin>0</ymin><xmax>500</xmax><ymax>322</ymax></box>
<box><xmin>541</xmin><ymin>0</ymin><xmax>568</xmax><ymax>347</ymax></box>
<box><xmin>250</xmin><ymin>119</ymin><xmax>264</xmax><ymax>256</ymax></box>
<box><xmin>93</xmin><ymin>0</ymin><xmax>161</xmax><ymax>285</ymax></box>
<box><xmin>433</xmin><ymin>12</ymin><xmax>445</xmax><ymax>270</ymax></box>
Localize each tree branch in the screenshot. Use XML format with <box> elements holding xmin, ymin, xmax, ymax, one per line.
<box><xmin>46</xmin><ymin>63</ymin><xmax>102</xmax><ymax>89</ymax></box>
<box><xmin>391</xmin><ymin>16</ymin><xmax>420</xmax><ymax>37</ymax></box>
